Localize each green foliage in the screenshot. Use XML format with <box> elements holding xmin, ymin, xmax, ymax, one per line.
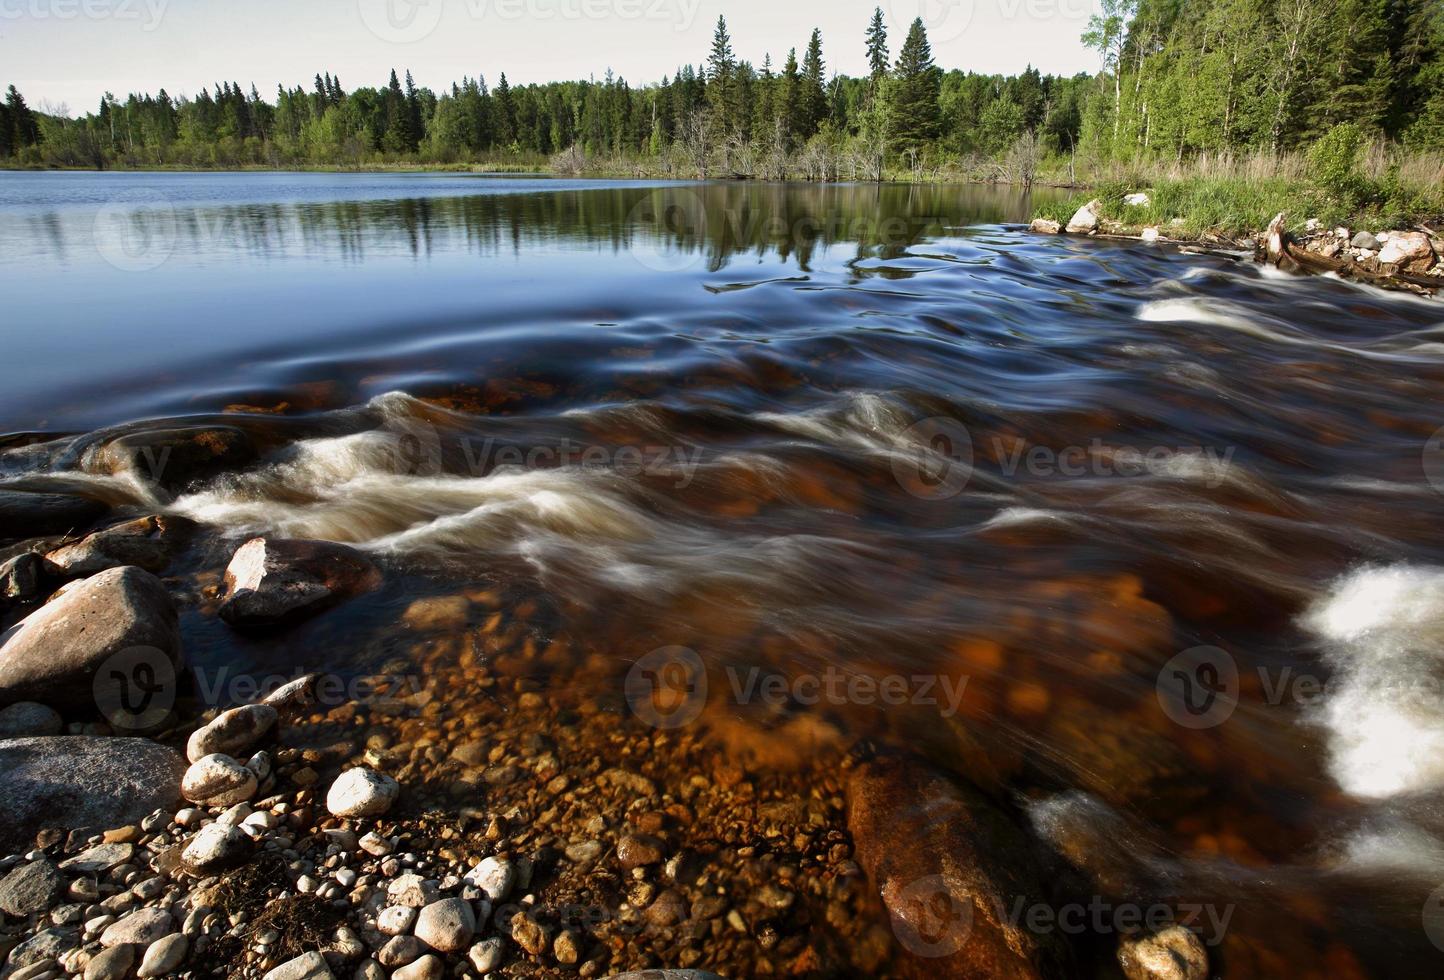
<box><xmin>1308</xmin><ymin>122</ymin><xmax>1372</xmax><ymax>206</ymax></box>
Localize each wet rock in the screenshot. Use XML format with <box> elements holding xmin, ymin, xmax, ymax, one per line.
<box><xmin>1378</xmin><ymin>230</ymin><xmax>1436</xmax><ymax>271</ymax></box>
<box><xmin>100</xmin><ymin>906</ymin><xmax>173</xmax><ymax>947</ymax></box>
<box><xmin>1351</xmin><ymin>231</ymin><xmax>1380</xmax><ymax>250</ymax></box>
<box><xmin>0</xmin><ymin>489</ymin><xmax>107</xmax><ymax>542</ymax></box>
<box><xmin>463</xmin><ymin>855</ymin><xmax>514</xmax><ymax>902</ymax></box>
<box><xmin>46</xmin><ymin>515</ymin><xmax>194</xmax><ymax>577</ymax></box>
<box><xmin>182</xmin><ymin>823</ymin><xmax>252</xmax><ymax>873</ymax></box>
<box><xmin>1029</xmin><ymin>218</ymin><xmax>1061</xmax><ymax>235</ymax></box>
<box><xmin>1065</xmin><ymin>199</ymin><xmax>1102</xmax><ymax>235</ymax></box>
<box><xmin>263</xmin><ymin>951</ymin><xmax>334</xmax><ymax>980</ymax></box>
<box><xmin>186</xmin><ymin>703</ymin><xmax>278</xmax><ymax>763</ymax></box>
<box><xmin>137</xmin><ymin>933</ymin><xmax>188</xmax><ymax>977</ymax></box>
<box><xmin>84</xmin><ymin>943</ymin><xmax>135</xmax><ymax>980</ymax></box>
<box><xmin>847</xmin><ymin>754</ymin><xmax>1073</xmax><ymax>978</ymax></box>
<box><xmin>182</xmin><ymin>754</ymin><xmax>258</xmax><ymax>806</ymax></box>
<box><xmin>0</xmin><ymin>858</ymin><xmax>63</xmax><ymax>916</ymax></box>
<box><xmin>219</xmin><ymin>537</ymin><xmax>381</xmax><ymax>628</ymax></box>
<box><xmin>0</xmin><ymin>553</ymin><xmax>63</xmax><ymax>606</ymax></box>
<box><xmin>0</xmin><ymin>565</ymin><xmax>182</xmax><ymax>714</ymax></box>
<box><xmin>83</xmin><ymin>425</ymin><xmax>258</xmax><ymax>495</ymax></box>
<box><xmin>326</xmin><ymin>767</ymin><xmax>399</xmax><ymax>818</ymax></box>
<box><xmin>617</xmin><ymin>833</ymin><xmax>665</xmax><ymax>870</ymax></box>
<box><xmin>1118</xmin><ymin>925</ymin><xmax>1208</xmax><ymax>980</ymax></box>
<box><xmin>0</xmin><ymin>701</ymin><xmax>62</xmax><ymax>738</ymax></box>
<box><xmin>0</xmin><ymin>737</ymin><xmax>184</xmax><ymax>852</ymax></box>
<box><xmin>414</xmin><ymin>897</ymin><xmax>476</xmax><ymax>953</ymax></box>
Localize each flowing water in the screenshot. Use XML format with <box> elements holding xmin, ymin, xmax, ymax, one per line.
<box><xmin>4</xmin><ymin>172</ymin><xmax>1444</xmax><ymax>975</ymax></box>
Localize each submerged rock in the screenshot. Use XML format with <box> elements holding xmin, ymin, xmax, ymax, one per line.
<box><xmin>0</xmin><ymin>736</ymin><xmax>184</xmax><ymax>852</ymax></box>
<box><xmin>82</xmin><ymin>424</ymin><xmax>258</xmax><ymax>495</ymax></box>
<box><xmin>0</xmin><ymin>566</ymin><xmax>182</xmax><ymax>714</ymax></box>
<box><xmin>0</xmin><ymin>488</ymin><xmax>107</xmax><ymax>542</ymax></box>
<box><xmin>1117</xmin><ymin>925</ymin><xmax>1209</xmax><ymax>980</ymax></box>
<box><xmin>218</xmin><ymin>537</ymin><xmax>381</xmax><ymax>628</ymax></box>
<box><xmin>847</xmin><ymin>754</ymin><xmax>1073</xmax><ymax>979</ymax></box>
<box><xmin>45</xmin><ymin>515</ymin><xmax>195</xmax><ymax>577</ymax></box>
<box><xmin>1065</xmin><ymin>199</ymin><xmax>1102</xmax><ymax>235</ymax></box>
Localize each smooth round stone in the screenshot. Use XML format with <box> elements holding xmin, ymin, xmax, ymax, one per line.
<box><xmin>462</xmin><ymin>855</ymin><xmax>513</xmax><ymax>902</ymax></box>
<box><xmin>392</xmin><ymin>954</ymin><xmax>443</xmax><ymax>980</ymax></box>
<box><xmin>186</xmin><ymin>704</ymin><xmax>277</xmax><ymax>763</ymax></box>
<box><xmin>182</xmin><ymin>823</ymin><xmax>252</xmax><ymax>873</ymax></box>
<box><xmin>99</xmin><ymin>906</ymin><xmax>173</xmax><ymax>947</ymax></box>
<box><xmin>0</xmin><ymin>702</ymin><xmax>63</xmax><ymax>738</ymax></box>
<box><xmin>467</xmin><ymin>937</ymin><xmax>505</xmax><ymax>973</ymax></box>
<box><xmin>414</xmin><ymin>897</ymin><xmax>475</xmax><ymax>953</ymax></box>
<box><xmin>377</xmin><ymin>905</ymin><xmax>418</xmax><ymax>936</ymax></box>
<box><xmin>137</xmin><ymin>932</ymin><xmax>189</xmax><ymax>977</ymax></box>
<box><xmin>326</xmin><ymin>768</ymin><xmax>399</xmax><ymax>818</ymax></box>
<box><xmin>261</xmin><ymin>951</ymin><xmax>333</xmax><ymax>980</ymax></box>
<box><xmin>85</xmin><ymin>943</ymin><xmax>136</xmax><ymax>980</ymax></box>
<box><xmin>181</xmin><ymin>753</ymin><xmax>258</xmax><ymax>806</ymax></box>
<box><xmin>377</xmin><ymin>935</ymin><xmax>421</xmax><ymax>968</ymax></box>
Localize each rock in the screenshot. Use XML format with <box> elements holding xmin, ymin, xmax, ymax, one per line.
<box><xmin>463</xmin><ymin>855</ymin><xmax>514</xmax><ymax>903</ymax></box>
<box><xmin>1265</xmin><ymin>212</ymin><xmax>1287</xmax><ymax>263</ymax></box>
<box><xmin>327</xmin><ymin>767</ymin><xmax>399</xmax><ymax>818</ymax></box>
<box><xmin>0</xmin><ymin>702</ymin><xmax>62</xmax><ymax>738</ymax></box>
<box><xmin>182</xmin><ymin>822</ymin><xmax>252</xmax><ymax>873</ymax></box>
<box><xmin>46</xmin><ymin>516</ymin><xmax>194</xmax><ymax>577</ymax></box>
<box><xmin>186</xmin><ymin>704</ymin><xmax>278</xmax><ymax>763</ymax></box>
<box><xmin>353</xmin><ymin>961</ymin><xmax>385</xmax><ymax>980</ymax></box>
<box><xmin>616</xmin><ymin>834</ymin><xmax>665</xmax><ymax>870</ymax></box>
<box><xmin>82</xmin><ymin>425</ymin><xmax>258</xmax><ymax>496</ymax></box>
<box><xmin>84</xmin><ymin>943</ymin><xmax>136</xmax><ymax>980</ymax></box>
<box><xmin>847</xmin><ymin>754</ymin><xmax>1072</xmax><ymax>978</ymax></box>
<box><xmin>1351</xmin><ymin>231</ymin><xmax>1381</xmax><ymax>250</ymax></box>
<box><xmin>1065</xmin><ymin>199</ymin><xmax>1102</xmax><ymax>235</ymax></box>
<box><xmin>1123</xmin><ymin>192</ymin><xmax>1150</xmax><ymax>206</ymax></box>
<box><xmin>1118</xmin><ymin>925</ymin><xmax>1209</xmax><ymax>980</ymax></box>
<box><xmin>137</xmin><ymin>933</ymin><xmax>188</xmax><ymax>977</ymax></box>
<box><xmin>377</xmin><ymin>905</ymin><xmax>419</xmax><ymax>936</ymax></box>
<box><xmin>219</xmin><ymin>537</ymin><xmax>381</xmax><ymax>628</ymax></box>
<box><xmin>467</xmin><ymin>938</ymin><xmax>505</xmax><ymax>973</ymax></box>
<box><xmin>392</xmin><ymin>954</ymin><xmax>443</xmax><ymax>980</ymax></box>
<box><xmin>0</xmin><ymin>553</ymin><xmax>63</xmax><ymax>606</ymax></box>
<box><xmin>0</xmin><ymin>737</ymin><xmax>184</xmax><ymax>853</ymax></box>
<box><xmin>387</xmin><ymin>875</ymin><xmax>439</xmax><ymax>909</ymax></box>
<box><xmin>1304</xmin><ymin>217</ymin><xmax>1321</xmax><ymax>232</ymax></box>
<box><xmin>59</xmin><ymin>843</ymin><xmax>133</xmax><ymax>873</ymax></box>
<box><xmin>1028</xmin><ymin>218</ymin><xmax>1061</xmax><ymax>235</ymax></box>
<box><xmin>1140</xmin><ymin>227</ymin><xmax>1160</xmax><ymax>243</ymax></box>
<box><xmin>0</xmin><ymin>489</ymin><xmax>107</xmax><ymax>542</ymax></box>
<box><xmin>263</xmin><ymin>951</ymin><xmax>334</xmax><ymax>980</ymax></box>
<box><xmin>100</xmin><ymin>907</ymin><xmax>173</xmax><ymax>947</ymax></box>
<box><xmin>509</xmin><ymin>911</ymin><xmax>548</xmax><ymax>957</ymax></box>
<box><xmin>0</xmin><ymin>858</ymin><xmax>63</xmax><ymax>916</ymax></box>
<box><xmin>7</xmin><ymin>928</ymin><xmax>80</xmax><ymax>968</ymax></box>
<box><xmin>182</xmin><ymin>754</ymin><xmax>258</xmax><ymax>806</ymax></box>
<box><xmin>0</xmin><ymin>565</ymin><xmax>182</xmax><ymax>715</ymax></box>
<box><xmin>414</xmin><ymin>897</ymin><xmax>476</xmax><ymax>953</ymax></box>
<box><xmin>378</xmin><ymin>935</ymin><xmax>422</xmax><ymax>968</ymax></box>
<box><xmin>262</xmin><ymin>673</ymin><xmax>319</xmax><ymax>715</ymax></box>
<box><xmin>1379</xmin><ymin>230</ymin><xmax>1436</xmax><ymax>271</ymax></box>
<box><xmin>599</xmin><ymin>974</ymin><xmax>728</xmax><ymax>980</ymax></box>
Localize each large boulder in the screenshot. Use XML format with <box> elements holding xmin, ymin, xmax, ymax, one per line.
<box><xmin>219</xmin><ymin>537</ymin><xmax>381</xmax><ymax>629</ymax></box>
<box><xmin>45</xmin><ymin>515</ymin><xmax>196</xmax><ymax>577</ymax></box>
<box><xmin>847</xmin><ymin>755</ymin><xmax>1073</xmax><ymax>979</ymax></box>
<box><xmin>1065</xmin><ymin>199</ymin><xmax>1102</xmax><ymax>235</ymax></box>
<box><xmin>0</xmin><ymin>566</ymin><xmax>182</xmax><ymax>716</ymax></box>
<box><xmin>0</xmin><ymin>737</ymin><xmax>185</xmax><ymax>852</ymax></box>
<box><xmin>0</xmin><ymin>489</ymin><xmax>107</xmax><ymax>542</ymax></box>
<box><xmin>81</xmin><ymin>425</ymin><xmax>258</xmax><ymax>496</ymax></box>
<box><xmin>1378</xmin><ymin>231</ymin><xmax>1436</xmax><ymax>272</ymax></box>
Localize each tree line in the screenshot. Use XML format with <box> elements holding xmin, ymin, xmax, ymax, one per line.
<box><xmin>3</xmin><ymin>2</ymin><xmax>1442</xmax><ymax>178</ymax></box>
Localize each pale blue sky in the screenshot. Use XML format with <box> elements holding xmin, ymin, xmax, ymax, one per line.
<box><xmin>1</xmin><ymin>0</ymin><xmax>1102</xmax><ymax>114</ymax></box>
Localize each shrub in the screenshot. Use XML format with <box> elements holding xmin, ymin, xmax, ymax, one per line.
<box><xmin>1308</xmin><ymin>123</ymin><xmax>1373</xmax><ymax>207</ymax></box>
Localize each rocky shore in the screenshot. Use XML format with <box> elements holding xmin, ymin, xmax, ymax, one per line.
<box><xmin>1031</xmin><ymin>196</ymin><xmax>1444</xmax><ymax>297</ymax></box>
<box><xmin>0</xmin><ymin>426</ymin><xmax>1220</xmax><ymax>979</ymax></box>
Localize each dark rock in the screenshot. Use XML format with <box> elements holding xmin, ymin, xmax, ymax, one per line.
<box><xmin>218</xmin><ymin>537</ymin><xmax>381</xmax><ymax>629</ymax></box>
<box><xmin>45</xmin><ymin>515</ymin><xmax>196</xmax><ymax>576</ymax></box>
<box><xmin>0</xmin><ymin>858</ymin><xmax>63</xmax><ymax>916</ymax></box>
<box><xmin>616</xmin><ymin>833</ymin><xmax>666</xmax><ymax>870</ymax></box>
<box><xmin>0</xmin><ymin>566</ymin><xmax>182</xmax><ymax>716</ymax></box>
<box><xmin>0</xmin><ymin>736</ymin><xmax>185</xmax><ymax>853</ymax></box>
<box><xmin>6</xmin><ymin>927</ymin><xmax>80</xmax><ymax>969</ymax></box>
<box><xmin>0</xmin><ymin>489</ymin><xmax>107</xmax><ymax>542</ymax></box>
<box><xmin>82</xmin><ymin>425</ymin><xmax>257</xmax><ymax>496</ymax></box>
<box><xmin>847</xmin><ymin>755</ymin><xmax>1073</xmax><ymax>979</ymax></box>
<box><xmin>0</xmin><ymin>702</ymin><xmax>63</xmax><ymax>738</ymax></box>
<box><xmin>0</xmin><ymin>553</ymin><xmax>64</xmax><ymax>607</ymax></box>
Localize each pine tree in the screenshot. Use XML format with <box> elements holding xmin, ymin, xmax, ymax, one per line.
<box><xmin>494</xmin><ymin>72</ymin><xmax>516</xmax><ymax>148</ymax></box>
<box><xmin>405</xmin><ymin>70</ymin><xmax>423</xmax><ymax>151</ymax></box>
<box><xmin>866</xmin><ymin>8</ymin><xmax>890</xmax><ymax>85</ymax></box>
<box><xmin>800</xmin><ymin>28</ymin><xmax>827</xmax><ymax>138</ymax></box>
<box><xmin>7</xmin><ymin>85</ymin><xmax>40</xmax><ymax>150</ymax></box>
<box><xmin>780</xmin><ymin>48</ymin><xmax>802</xmax><ymax>143</ymax></box>
<box><xmin>888</xmin><ymin>18</ymin><xmax>939</xmax><ymax>153</ymax></box>
<box><xmin>707</xmin><ymin>15</ymin><xmax>737</xmax><ymax>133</ymax></box>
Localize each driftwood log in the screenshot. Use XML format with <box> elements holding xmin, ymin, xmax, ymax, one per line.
<box><xmin>1262</xmin><ymin>212</ymin><xmax>1439</xmax><ymax>297</ymax></box>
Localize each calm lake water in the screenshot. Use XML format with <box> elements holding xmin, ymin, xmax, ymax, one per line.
<box><xmin>5</xmin><ymin>172</ymin><xmax>1444</xmax><ymax>975</ymax></box>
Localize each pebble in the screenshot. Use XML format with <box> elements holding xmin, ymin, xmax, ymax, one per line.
<box><xmin>468</xmin><ymin>937</ymin><xmax>505</xmax><ymax>973</ymax></box>
<box><xmin>378</xmin><ymin>934</ymin><xmax>422</xmax><ymax>968</ymax></box>
<box><xmin>616</xmin><ymin>833</ymin><xmax>665</xmax><ymax>870</ymax></box>
<box><xmin>377</xmin><ymin>905</ymin><xmax>418</xmax><ymax>936</ymax></box>
<box><xmin>554</xmin><ymin>929</ymin><xmax>581</xmax><ymax>965</ymax></box>
<box><xmin>84</xmin><ymin>944</ymin><xmax>135</xmax><ymax>980</ymax></box>
<box><xmin>186</xmin><ymin>704</ymin><xmax>278</xmax><ymax>762</ymax></box>
<box><xmin>181</xmin><ymin>754</ymin><xmax>258</xmax><ymax>806</ymax></box>
<box><xmin>99</xmin><ymin>906</ymin><xmax>173</xmax><ymax>947</ymax></box>
<box><xmin>137</xmin><ymin>933</ymin><xmax>188</xmax><ymax>977</ymax></box>
<box><xmin>392</xmin><ymin>954</ymin><xmax>443</xmax><ymax>980</ymax></box>
<box><xmin>510</xmin><ymin>911</ymin><xmax>548</xmax><ymax>956</ymax></box>
<box><xmin>352</xmin><ymin>960</ymin><xmax>385</xmax><ymax>980</ymax></box>
<box><xmin>414</xmin><ymin>897</ymin><xmax>476</xmax><ymax>953</ymax></box>
<box><xmin>182</xmin><ymin>823</ymin><xmax>253</xmax><ymax>872</ymax></box>
<box><xmin>262</xmin><ymin>951</ymin><xmax>334</xmax><ymax>980</ymax></box>
<box><xmin>1118</xmin><ymin>925</ymin><xmax>1209</xmax><ymax>980</ymax></box>
<box><xmin>59</xmin><ymin>844</ymin><xmax>133</xmax><ymax>874</ymax></box>
<box><xmin>387</xmin><ymin>874</ymin><xmax>439</xmax><ymax>908</ymax></box>
<box><xmin>326</xmin><ymin>768</ymin><xmax>399</xmax><ymax>818</ymax></box>
<box><xmin>463</xmin><ymin>855</ymin><xmax>513</xmax><ymax>902</ymax></box>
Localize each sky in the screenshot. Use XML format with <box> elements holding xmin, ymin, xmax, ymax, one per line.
<box><xmin>1</xmin><ymin>0</ymin><xmax>1103</xmax><ymax>114</ymax></box>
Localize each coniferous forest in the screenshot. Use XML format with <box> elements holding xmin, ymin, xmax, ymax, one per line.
<box><xmin>3</xmin><ymin>1</ymin><xmax>1443</xmax><ymax>184</ymax></box>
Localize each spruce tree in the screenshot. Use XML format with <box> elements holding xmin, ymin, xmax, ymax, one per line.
<box><xmin>801</xmin><ymin>29</ymin><xmax>827</xmax><ymax>138</ymax></box>
<box><xmin>866</xmin><ymin>8</ymin><xmax>890</xmax><ymax>85</ymax></box>
<box><xmin>888</xmin><ymin>18</ymin><xmax>939</xmax><ymax>153</ymax></box>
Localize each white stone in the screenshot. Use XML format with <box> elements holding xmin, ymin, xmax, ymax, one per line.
<box><xmin>468</xmin><ymin>937</ymin><xmax>505</xmax><ymax>973</ymax></box>
<box><xmin>100</xmin><ymin>907</ymin><xmax>173</xmax><ymax>948</ymax></box>
<box><xmin>392</xmin><ymin>954</ymin><xmax>443</xmax><ymax>980</ymax></box>
<box><xmin>1066</xmin><ymin>199</ymin><xmax>1102</xmax><ymax>234</ymax></box>
<box><xmin>463</xmin><ymin>856</ymin><xmax>514</xmax><ymax>902</ymax></box>
<box><xmin>137</xmin><ymin>933</ymin><xmax>188</xmax><ymax>978</ymax></box>
<box><xmin>414</xmin><ymin>897</ymin><xmax>476</xmax><ymax>953</ymax></box>
<box><xmin>182</xmin><ymin>823</ymin><xmax>251</xmax><ymax>872</ymax></box>
<box><xmin>387</xmin><ymin>874</ymin><xmax>438</xmax><ymax>909</ymax></box>
<box><xmin>378</xmin><ymin>905</ymin><xmax>418</xmax><ymax>936</ymax></box>
<box><xmin>1140</xmin><ymin>227</ymin><xmax>1160</xmax><ymax>243</ymax></box>
<box><xmin>262</xmin><ymin>951</ymin><xmax>334</xmax><ymax>980</ymax></box>
<box><xmin>186</xmin><ymin>704</ymin><xmax>277</xmax><ymax>763</ymax></box>
<box><xmin>181</xmin><ymin>754</ymin><xmax>257</xmax><ymax>807</ymax></box>
<box><xmin>1123</xmin><ymin>192</ymin><xmax>1150</xmax><ymax>206</ymax></box>
<box><xmin>325</xmin><ymin>768</ymin><xmax>399</xmax><ymax>818</ymax></box>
